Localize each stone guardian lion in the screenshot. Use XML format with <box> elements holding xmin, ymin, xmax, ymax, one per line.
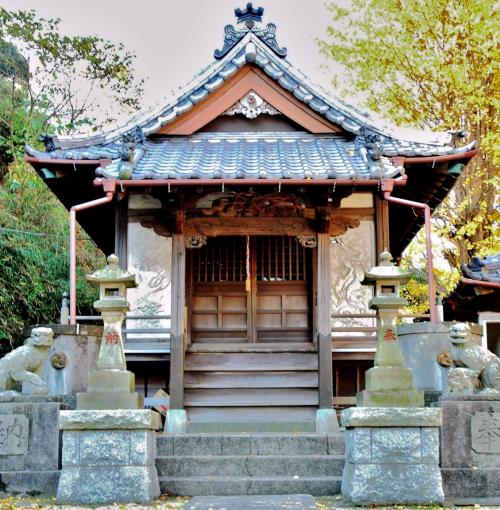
<box><xmin>0</xmin><ymin>327</ymin><xmax>53</xmax><ymax>395</ymax></box>
<box><xmin>448</xmin><ymin>322</ymin><xmax>500</xmax><ymax>395</ymax></box>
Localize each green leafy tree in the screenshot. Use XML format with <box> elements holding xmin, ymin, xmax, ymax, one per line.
<box><xmin>318</xmin><ymin>0</ymin><xmax>500</xmax><ymax>309</ymax></box>
<box><xmin>0</xmin><ymin>8</ymin><xmax>143</xmax><ymax>352</ymax></box>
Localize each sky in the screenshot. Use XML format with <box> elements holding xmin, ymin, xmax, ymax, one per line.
<box><xmin>0</xmin><ymin>0</ymin><xmax>343</xmax><ymax>116</ymax></box>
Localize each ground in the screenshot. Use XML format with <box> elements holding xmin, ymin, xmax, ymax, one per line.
<box><xmin>1</xmin><ymin>495</ymin><xmax>499</xmax><ymax>510</ymax></box>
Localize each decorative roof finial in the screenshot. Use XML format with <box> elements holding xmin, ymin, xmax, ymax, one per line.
<box><xmin>214</xmin><ymin>4</ymin><xmax>287</xmax><ymax>60</ymax></box>
<box><xmin>235</xmin><ymin>3</ymin><xmax>264</xmax><ymax>29</ymax></box>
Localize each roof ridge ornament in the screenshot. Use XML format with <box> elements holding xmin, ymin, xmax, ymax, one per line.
<box><xmin>224</xmin><ymin>91</ymin><xmax>280</xmax><ymax>118</ymax></box>
<box><xmin>214</xmin><ymin>3</ymin><xmax>287</xmax><ymax>60</ymax></box>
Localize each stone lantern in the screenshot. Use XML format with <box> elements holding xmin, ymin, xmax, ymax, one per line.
<box><xmin>76</xmin><ymin>254</ymin><xmax>142</xmax><ymax>409</ymax></box>
<box><xmin>357</xmin><ymin>251</ymin><xmax>423</xmax><ymax>407</ymax></box>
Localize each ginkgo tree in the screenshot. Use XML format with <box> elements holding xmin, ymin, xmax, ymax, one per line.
<box><xmin>318</xmin><ymin>0</ymin><xmax>499</xmax><ymax>311</ymax></box>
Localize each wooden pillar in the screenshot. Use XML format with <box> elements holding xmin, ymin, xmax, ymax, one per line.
<box><xmin>317</xmin><ymin>233</ymin><xmax>333</xmax><ymax>409</ymax></box>
<box><xmin>169</xmin><ymin>234</ymin><xmax>186</xmax><ymax>409</ymax></box>
<box><xmin>114</xmin><ymin>195</ymin><xmax>128</xmax><ymax>268</ymax></box>
<box><xmin>375</xmin><ymin>195</ymin><xmax>390</xmax><ymax>263</ymax></box>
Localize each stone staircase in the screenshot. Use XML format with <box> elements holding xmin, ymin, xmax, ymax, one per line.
<box><xmin>156</xmin><ymin>432</ymin><xmax>344</xmax><ymax>496</ymax></box>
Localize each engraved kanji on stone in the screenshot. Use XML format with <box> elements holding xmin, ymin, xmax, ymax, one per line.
<box><xmin>471</xmin><ymin>412</ymin><xmax>500</xmax><ymax>454</ymax></box>
<box><xmin>0</xmin><ymin>415</ymin><xmax>29</xmax><ymax>455</ymax></box>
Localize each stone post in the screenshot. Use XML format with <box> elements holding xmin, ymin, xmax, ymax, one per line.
<box><xmin>341</xmin><ymin>251</ymin><xmax>443</xmax><ymax>505</ymax></box>
<box><xmin>57</xmin><ymin>255</ymin><xmax>161</xmax><ymax>504</ymax></box>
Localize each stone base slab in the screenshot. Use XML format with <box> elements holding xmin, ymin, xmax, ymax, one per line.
<box><xmin>0</xmin><ymin>470</ymin><xmax>60</xmax><ymax>496</ymax></box>
<box><xmin>76</xmin><ymin>390</ymin><xmax>143</xmax><ymax>410</ymax></box>
<box><xmin>0</xmin><ymin>400</ymin><xmax>65</xmax><ymax>495</ymax></box>
<box><xmin>60</xmin><ymin>409</ymin><xmax>161</xmax><ymax>430</ymax></box>
<box><xmin>441</xmin><ymin>468</ymin><xmax>500</xmax><ymax>504</ymax></box>
<box><xmin>341</xmin><ymin>406</ymin><xmax>442</xmax><ymax>427</ymax></box>
<box><xmin>437</xmin><ymin>397</ymin><xmax>500</xmax><ymax>502</ymax></box>
<box><xmin>57</xmin><ymin>411</ymin><xmax>161</xmax><ymax>504</ymax></box>
<box><xmin>340</xmin><ymin>407</ymin><xmax>443</xmax><ymax>505</ymax></box>
<box><xmin>57</xmin><ymin>465</ymin><xmax>159</xmax><ymax>504</ymax></box>
<box><xmin>186</xmin><ymin>494</ymin><xmax>317</xmax><ymax>509</ymax></box>
<box><xmin>365</xmin><ymin>366</ymin><xmax>414</xmax><ymax>391</ymax></box>
<box><xmin>357</xmin><ymin>388</ymin><xmax>424</xmax><ymax>407</ymax></box>
<box><xmin>342</xmin><ymin>461</ymin><xmax>443</xmax><ymax>504</ymax></box>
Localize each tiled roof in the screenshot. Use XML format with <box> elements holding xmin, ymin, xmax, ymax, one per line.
<box><xmin>25</xmin><ymin>17</ymin><xmax>476</xmax><ymax>186</ymax></box>
<box><xmin>89</xmin><ymin>132</ymin><xmax>400</xmax><ymax>181</ymax></box>
<box><xmin>461</xmin><ymin>254</ymin><xmax>500</xmax><ymax>283</ymax></box>
<box><xmin>25</xmin><ymin>34</ymin><xmax>475</xmax><ymax>158</ymax></box>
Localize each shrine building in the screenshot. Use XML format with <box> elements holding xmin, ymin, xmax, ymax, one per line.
<box><xmin>25</xmin><ymin>4</ymin><xmax>477</xmax><ymax>431</ymax></box>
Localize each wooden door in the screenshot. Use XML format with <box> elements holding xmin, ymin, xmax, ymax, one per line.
<box><xmin>187</xmin><ymin>236</ymin><xmax>313</xmax><ymax>344</ymax></box>
<box><xmin>188</xmin><ymin>237</ymin><xmax>250</xmax><ymax>343</ymax></box>
<box><xmin>255</xmin><ymin>236</ymin><xmax>313</xmax><ymax>343</ymax></box>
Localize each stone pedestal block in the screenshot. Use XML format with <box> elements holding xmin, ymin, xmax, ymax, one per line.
<box><xmin>437</xmin><ymin>395</ymin><xmax>500</xmax><ymax>504</ymax></box>
<box><xmin>0</xmin><ymin>396</ymin><xmax>66</xmax><ymax>495</ymax></box>
<box><xmin>76</xmin><ymin>368</ymin><xmax>143</xmax><ymax>410</ymax></box>
<box><xmin>340</xmin><ymin>407</ymin><xmax>444</xmax><ymax>505</ymax></box>
<box><xmin>57</xmin><ymin>409</ymin><xmax>161</xmax><ymax>504</ymax></box>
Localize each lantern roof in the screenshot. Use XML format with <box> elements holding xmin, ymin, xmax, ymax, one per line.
<box><xmin>86</xmin><ymin>254</ymin><xmax>137</xmax><ymax>287</ymax></box>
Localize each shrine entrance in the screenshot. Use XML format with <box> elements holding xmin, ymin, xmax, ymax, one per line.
<box><xmin>187</xmin><ymin>236</ymin><xmax>314</xmax><ymax>345</ymax></box>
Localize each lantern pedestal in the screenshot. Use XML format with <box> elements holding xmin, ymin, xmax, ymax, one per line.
<box><xmin>341</xmin><ymin>252</ymin><xmax>439</xmax><ymax>505</ymax></box>
<box><xmin>77</xmin><ymin>369</ymin><xmax>142</xmax><ymax>410</ymax></box>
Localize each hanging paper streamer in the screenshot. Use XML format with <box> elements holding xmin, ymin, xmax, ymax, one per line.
<box><xmin>245</xmin><ymin>235</ymin><xmax>251</xmax><ymax>292</ymax></box>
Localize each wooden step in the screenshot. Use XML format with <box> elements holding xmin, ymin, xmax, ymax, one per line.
<box><xmin>186</xmin><ymin>406</ymin><xmax>317</xmax><ymax>423</ymax></box>
<box><xmin>188</xmin><ymin>342</ymin><xmax>316</xmax><ymax>352</ymax></box>
<box><xmin>184</xmin><ymin>371</ymin><xmax>318</xmax><ymax>389</ymax></box>
<box><xmin>184</xmin><ymin>388</ymin><xmax>318</xmax><ymax>407</ymax></box>
<box><xmin>185</xmin><ymin>352</ymin><xmax>318</xmax><ymax>371</ymax></box>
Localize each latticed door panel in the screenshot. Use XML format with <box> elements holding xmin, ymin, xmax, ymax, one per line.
<box><xmin>188</xmin><ymin>236</ymin><xmax>313</xmax><ymax>343</ymax></box>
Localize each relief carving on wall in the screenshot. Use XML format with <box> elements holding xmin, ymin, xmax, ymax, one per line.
<box><xmin>127</xmin><ymin>223</ymin><xmax>172</xmax><ymax>335</ymax></box>
<box><xmin>330</xmin><ymin>220</ymin><xmax>375</xmax><ymax>327</ymax></box>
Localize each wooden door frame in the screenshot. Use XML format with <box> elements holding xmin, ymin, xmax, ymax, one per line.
<box><xmin>186</xmin><ymin>234</ymin><xmax>317</xmax><ymax>345</ymax></box>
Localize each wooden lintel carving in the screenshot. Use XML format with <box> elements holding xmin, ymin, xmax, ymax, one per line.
<box><xmin>139</xmin><ymin>217</ymin><xmax>172</xmax><ymax>238</ymax></box>
<box><xmin>185</xmin><ymin>191</ymin><xmax>310</xmax><ymax>218</ymax></box>
<box><xmin>185</xmin><ymin>236</ymin><xmax>207</xmax><ymax>249</ymax></box>
<box><xmin>328</xmin><ymin>214</ymin><xmax>361</xmax><ymax>236</ymax></box>
<box><xmin>185</xmin><ymin>217</ymin><xmax>314</xmax><ymax>237</ymax></box>
<box><xmin>297</xmin><ymin>235</ymin><xmax>317</xmax><ymax>248</ymax></box>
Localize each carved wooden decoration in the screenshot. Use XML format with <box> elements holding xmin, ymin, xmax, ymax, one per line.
<box><xmin>185</xmin><ymin>191</ymin><xmax>309</xmax><ymax>218</ymax></box>
<box><xmin>185</xmin><ymin>236</ymin><xmax>208</xmax><ymax>249</ymax></box>
<box><xmin>297</xmin><ymin>235</ymin><xmax>317</xmax><ymax>248</ymax></box>
<box><xmin>329</xmin><ymin>214</ymin><xmax>361</xmax><ymax>236</ymax></box>
<box><xmin>139</xmin><ymin>217</ymin><xmax>171</xmax><ymax>238</ymax></box>
<box><xmin>185</xmin><ymin>217</ymin><xmax>314</xmax><ymax>237</ymax></box>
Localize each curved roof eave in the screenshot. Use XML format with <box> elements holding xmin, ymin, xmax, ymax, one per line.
<box><xmin>35</xmin><ymin>32</ymin><xmax>474</xmax><ymax>157</ymax></box>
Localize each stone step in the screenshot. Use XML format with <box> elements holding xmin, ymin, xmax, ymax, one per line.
<box><xmin>186</xmin><ymin>420</ymin><xmax>316</xmax><ymax>433</ymax></box>
<box><xmin>156</xmin><ymin>433</ymin><xmax>345</xmax><ymax>456</ymax></box>
<box><xmin>158</xmin><ymin>475</ymin><xmax>342</xmax><ymax>496</ymax></box>
<box><xmin>156</xmin><ymin>454</ymin><xmax>345</xmax><ymax>478</ymax></box>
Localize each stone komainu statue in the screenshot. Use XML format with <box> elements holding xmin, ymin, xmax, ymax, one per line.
<box><xmin>448</xmin><ymin>322</ymin><xmax>500</xmax><ymax>395</ymax></box>
<box><xmin>0</xmin><ymin>327</ymin><xmax>53</xmax><ymax>395</ymax></box>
